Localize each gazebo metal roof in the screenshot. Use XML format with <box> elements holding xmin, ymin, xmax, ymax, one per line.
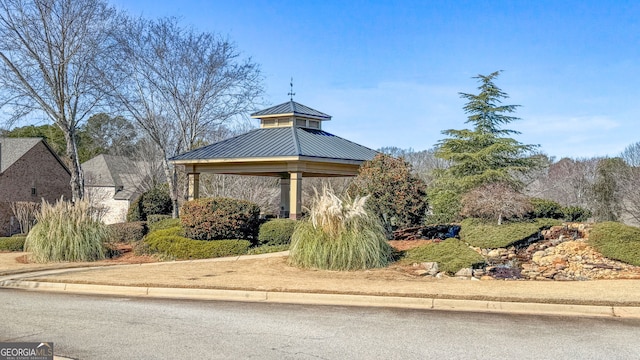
<box><xmin>170</xmin><ymin>100</ymin><xmax>377</xmax><ymax>219</ymax></box>
<box><xmin>170</xmin><ymin>127</ymin><xmax>376</xmax><ymax>163</ymax></box>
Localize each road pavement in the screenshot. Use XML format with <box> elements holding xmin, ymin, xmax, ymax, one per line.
<box><xmin>2</xmin><ymin>289</ymin><xmax>639</xmax><ymax>360</ymax></box>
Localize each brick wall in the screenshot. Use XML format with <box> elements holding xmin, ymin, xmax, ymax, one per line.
<box><xmin>0</xmin><ymin>141</ymin><xmax>71</xmax><ymax>236</ymax></box>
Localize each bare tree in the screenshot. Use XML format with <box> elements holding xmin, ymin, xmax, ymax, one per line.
<box><xmin>0</xmin><ymin>0</ymin><xmax>116</xmax><ymax>201</ymax></box>
<box><xmin>104</xmin><ymin>17</ymin><xmax>263</xmax><ymax>217</ymax></box>
<box><xmin>461</xmin><ymin>182</ymin><xmax>532</xmax><ymax>225</ymax></box>
<box><xmin>10</xmin><ymin>201</ymin><xmax>40</xmax><ymax>234</ymax></box>
<box><xmin>618</xmin><ymin>142</ymin><xmax>640</xmax><ymax>225</ymax></box>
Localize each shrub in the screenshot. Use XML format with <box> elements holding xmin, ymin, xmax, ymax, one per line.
<box><xmin>426</xmin><ymin>188</ymin><xmax>462</xmax><ymax>224</ymax></box>
<box><xmin>24</xmin><ymin>199</ymin><xmax>108</xmax><ymax>262</ymax></box>
<box><xmin>127</xmin><ymin>184</ymin><xmax>173</xmax><ymax>221</ymax></box>
<box><xmin>258</xmin><ymin>219</ymin><xmax>297</xmax><ymax>246</ymax></box>
<box><xmin>589</xmin><ymin>222</ymin><xmax>640</xmax><ymax>266</ymax></box>
<box><xmin>528</xmin><ymin>198</ymin><xmax>564</xmax><ymax>219</ymax></box>
<box><xmin>402</xmin><ymin>238</ymin><xmax>485</xmax><ymax>274</ymax></box>
<box><xmin>247</xmin><ymin>244</ymin><xmax>290</xmax><ymax>255</ymax></box>
<box><xmin>0</xmin><ymin>236</ymin><xmax>26</xmax><ymax>251</ymax></box>
<box><xmin>181</xmin><ymin>197</ymin><xmax>261</xmax><ymax>241</ymax></box>
<box><xmin>127</xmin><ymin>196</ymin><xmax>144</xmax><ymax>222</ymax></box>
<box><xmin>289</xmin><ymin>187</ymin><xmax>392</xmax><ymax>270</ymax></box>
<box><xmin>149</xmin><ymin>218</ymin><xmax>181</xmax><ymax>232</ymax></box>
<box><xmin>460</xmin><ymin>218</ymin><xmax>560</xmax><ymax>249</ymax></box>
<box><xmin>144</xmin><ymin>226</ymin><xmax>250</xmax><ymax>260</ymax></box>
<box><xmin>562</xmin><ymin>206</ymin><xmax>592</xmax><ymax>222</ymax></box>
<box><xmin>348</xmin><ymin>154</ymin><xmax>429</xmax><ymax>233</ymax></box>
<box><xmin>141</xmin><ymin>184</ymin><xmax>173</xmax><ymax>217</ymax></box>
<box><xmin>147</xmin><ymin>214</ymin><xmax>172</xmax><ymax>225</ymax></box>
<box><xmin>107</xmin><ymin>222</ymin><xmax>148</xmax><ymax>243</ymax></box>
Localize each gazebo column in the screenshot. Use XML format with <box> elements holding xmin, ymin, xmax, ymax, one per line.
<box><xmin>187</xmin><ymin>172</ymin><xmax>200</xmax><ymax>201</ymax></box>
<box><xmin>289</xmin><ymin>172</ymin><xmax>303</xmax><ymax>219</ymax></box>
<box><xmin>279</xmin><ymin>176</ymin><xmax>290</xmax><ymax>218</ymax></box>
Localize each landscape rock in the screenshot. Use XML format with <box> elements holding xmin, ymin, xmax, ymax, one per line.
<box><xmin>455</xmin><ymin>268</ymin><xmax>473</xmax><ymax>277</ymax></box>
<box><xmin>421</xmin><ymin>262</ymin><xmax>439</xmax><ymax>276</ymax></box>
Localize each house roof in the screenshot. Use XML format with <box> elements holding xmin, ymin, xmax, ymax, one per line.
<box><xmin>0</xmin><ymin>137</ymin><xmax>69</xmax><ymax>175</ymax></box>
<box><xmin>82</xmin><ymin>154</ymin><xmax>146</xmax><ymax>201</ymax></box>
<box><xmin>170</xmin><ymin>127</ymin><xmax>377</xmax><ymax>163</ymax></box>
<box><xmin>251</xmin><ymin>101</ymin><xmax>331</xmax><ymax>120</ymax></box>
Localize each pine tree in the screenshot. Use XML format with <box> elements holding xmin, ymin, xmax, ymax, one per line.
<box><xmin>429</xmin><ymin>71</ymin><xmax>540</xmax><ymax>222</ymax></box>
<box><xmin>435</xmin><ymin>71</ymin><xmax>539</xmax><ymax>190</ymax></box>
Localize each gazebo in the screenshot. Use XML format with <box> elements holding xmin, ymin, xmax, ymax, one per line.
<box><xmin>170</xmin><ymin>100</ymin><xmax>378</xmax><ymax>219</ymax></box>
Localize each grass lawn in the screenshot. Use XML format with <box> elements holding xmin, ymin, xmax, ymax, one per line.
<box><xmin>400</xmin><ymin>238</ymin><xmax>485</xmax><ymax>274</ymax></box>
<box><xmin>589</xmin><ymin>222</ymin><xmax>640</xmax><ymax>266</ymax></box>
<box><xmin>460</xmin><ymin>218</ymin><xmax>560</xmax><ymax>249</ymax></box>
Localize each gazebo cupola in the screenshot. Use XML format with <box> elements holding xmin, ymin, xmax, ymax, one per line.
<box><xmin>251</xmin><ymin>100</ymin><xmax>332</xmax><ymax>130</ymax></box>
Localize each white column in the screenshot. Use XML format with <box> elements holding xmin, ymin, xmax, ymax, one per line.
<box><xmin>280</xmin><ymin>176</ymin><xmax>290</xmax><ymax>218</ymax></box>
<box><xmin>289</xmin><ymin>172</ymin><xmax>303</xmax><ymax>219</ymax></box>
<box><xmin>187</xmin><ymin>172</ymin><xmax>200</xmax><ymax>201</ymax></box>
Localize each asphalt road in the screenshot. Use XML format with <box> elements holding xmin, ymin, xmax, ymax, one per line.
<box><xmin>1</xmin><ymin>289</ymin><xmax>639</xmax><ymax>360</ymax></box>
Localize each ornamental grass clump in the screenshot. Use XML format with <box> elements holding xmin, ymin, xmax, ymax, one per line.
<box><xmin>24</xmin><ymin>199</ymin><xmax>108</xmax><ymax>263</ymax></box>
<box><xmin>288</xmin><ymin>187</ymin><xmax>392</xmax><ymax>270</ymax></box>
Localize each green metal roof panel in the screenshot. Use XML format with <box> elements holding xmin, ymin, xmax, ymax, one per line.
<box><xmin>251</xmin><ymin>101</ymin><xmax>331</xmax><ymax>120</ymax></box>
<box><xmin>170</xmin><ymin>127</ymin><xmax>377</xmax><ymax>162</ymax></box>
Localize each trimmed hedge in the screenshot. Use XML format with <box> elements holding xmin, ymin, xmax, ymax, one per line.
<box><xmin>147</xmin><ymin>214</ymin><xmax>172</xmax><ymax>225</ymax></box>
<box><xmin>460</xmin><ymin>218</ymin><xmax>560</xmax><ymax>249</ymax></box>
<box><xmin>0</xmin><ymin>236</ymin><xmax>26</xmax><ymax>251</ymax></box>
<box><xmin>149</xmin><ymin>218</ymin><xmax>181</xmax><ymax>232</ymax></box>
<box><xmin>527</xmin><ymin>198</ymin><xmax>591</xmax><ymax>222</ymax></box>
<box><xmin>107</xmin><ymin>222</ymin><xmax>148</xmax><ymax>243</ymax></box>
<box><xmin>181</xmin><ymin>198</ymin><xmax>260</xmax><ymax>241</ymax></box>
<box><xmin>144</xmin><ymin>226</ymin><xmax>250</xmax><ymax>260</ymax></box>
<box><xmin>127</xmin><ymin>185</ymin><xmax>173</xmax><ymax>221</ymax></box>
<box><xmin>258</xmin><ymin>219</ymin><xmax>297</xmax><ymax>246</ymax></box>
<box><xmin>402</xmin><ymin>238</ymin><xmax>485</xmax><ymax>274</ymax></box>
<box><xmin>589</xmin><ymin>222</ymin><xmax>640</xmax><ymax>266</ymax></box>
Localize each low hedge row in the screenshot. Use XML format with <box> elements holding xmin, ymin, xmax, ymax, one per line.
<box><xmin>258</xmin><ymin>219</ymin><xmax>297</xmax><ymax>246</ymax></box>
<box><xmin>402</xmin><ymin>238</ymin><xmax>485</xmax><ymax>274</ymax></box>
<box><xmin>0</xmin><ymin>236</ymin><xmax>26</xmax><ymax>251</ymax></box>
<box><xmin>144</xmin><ymin>227</ymin><xmax>250</xmax><ymax>260</ymax></box>
<box><xmin>108</xmin><ymin>222</ymin><xmax>148</xmax><ymax>243</ymax></box>
<box><xmin>460</xmin><ymin>218</ymin><xmax>560</xmax><ymax>249</ymax></box>
<box><xmin>181</xmin><ymin>198</ymin><xmax>261</xmax><ymax>241</ymax></box>
<box><xmin>589</xmin><ymin>222</ymin><xmax>640</xmax><ymax>266</ymax></box>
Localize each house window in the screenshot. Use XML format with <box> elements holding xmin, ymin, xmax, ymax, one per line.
<box><xmin>31</xmin><ymin>187</ymin><xmax>37</xmax><ymax>196</ymax></box>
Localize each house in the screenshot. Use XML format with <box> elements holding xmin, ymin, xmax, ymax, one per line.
<box><xmin>82</xmin><ymin>154</ymin><xmax>148</xmax><ymax>224</ymax></box>
<box><xmin>0</xmin><ymin>137</ymin><xmax>71</xmax><ymax>236</ymax></box>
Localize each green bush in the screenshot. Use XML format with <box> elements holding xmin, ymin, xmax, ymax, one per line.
<box><xmin>0</xmin><ymin>236</ymin><xmax>26</xmax><ymax>251</ymax></box>
<box><xmin>426</xmin><ymin>189</ymin><xmax>462</xmax><ymax>224</ymax></box>
<box><xmin>589</xmin><ymin>222</ymin><xmax>640</xmax><ymax>266</ymax></box>
<box><xmin>348</xmin><ymin>154</ymin><xmax>429</xmax><ymax>232</ymax></box>
<box><xmin>147</xmin><ymin>214</ymin><xmax>172</xmax><ymax>225</ymax></box>
<box><xmin>107</xmin><ymin>221</ymin><xmax>148</xmax><ymax>243</ymax></box>
<box><xmin>289</xmin><ymin>187</ymin><xmax>392</xmax><ymax>270</ymax></box>
<box><xmin>258</xmin><ymin>219</ymin><xmax>297</xmax><ymax>246</ymax></box>
<box><xmin>24</xmin><ymin>199</ymin><xmax>108</xmax><ymax>262</ymax></box>
<box><xmin>127</xmin><ymin>184</ymin><xmax>173</xmax><ymax>221</ymax></box>
<box><xmin>402</xmin><ymin>238</ymin><xmax>485</xmax><ymax>274</ymax></box>
<box><xmin>149</xmin><ymin>218</ymin><xmax>181</xmax><ymax>232</ymax></box>
<box><xmin>460</xmin><ymin>218</ymin><xmax>560</xmax><ymax>249</ymax></box>
<box><xmin>247</xmin><ymin>244</ymin><xmax>290</xmax><ymax>255</ymax></box>
<box><xmin>563</xmin><ymin>206</ymin><xmax>592</xmax><ymax>222</ymax></box>
<box><xmin>528</xmin><ymin>198</ymin><xmax>564</xmax><ymax>219</ymax></box>
<box><xmin>181</xmin><ymin>197</ymin><xmax>261</xmax><ymax>241</ymax></box>
<box><xmin>144</xmin><ymin>226</ymin><xmax>250</xmax><ymax>260</ymax></box>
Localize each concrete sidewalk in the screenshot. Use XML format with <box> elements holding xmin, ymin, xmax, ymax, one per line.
<box><xmin>1</xmin><ymin>252</ymin><xmax>640</xmax><ymax>319</ymax></box>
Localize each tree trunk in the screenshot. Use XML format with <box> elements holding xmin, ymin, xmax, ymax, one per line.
<box><xmin>160</xmin><ymin>156</ymin><xmax>180</xmax><ymax>218</ymax></box>
<box><xmin>63</xmin><ymin>128</ymin><xmax>84</xmax><ymax>202</ymax></box>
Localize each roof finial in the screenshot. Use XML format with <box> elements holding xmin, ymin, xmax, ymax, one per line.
<box><xmin>288</xmin><ymin>77</ymin><xmax>295</xmax><ymax>101</ymax></box>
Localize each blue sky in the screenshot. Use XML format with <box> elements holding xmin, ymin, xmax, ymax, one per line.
<box><xmin>113</xmin><ymin>0</ymin><xmax>640</xmax><ymax>159</ymax></box>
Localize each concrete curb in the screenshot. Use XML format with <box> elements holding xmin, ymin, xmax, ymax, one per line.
<box><xmin>2</xmin><ymin>279</ymin><xmax>639</xmax><ymax>319</ymax></box>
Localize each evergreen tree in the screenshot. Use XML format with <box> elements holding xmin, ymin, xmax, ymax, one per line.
<box><xmin>429</xmin><ymin>71</ymin><xmax>540</xmax><ymax>222</ymax></box>
<box><xmin>435</xmin><ymin>71</ymin><xmax>539</xmax><ymax>189</ymax></box>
